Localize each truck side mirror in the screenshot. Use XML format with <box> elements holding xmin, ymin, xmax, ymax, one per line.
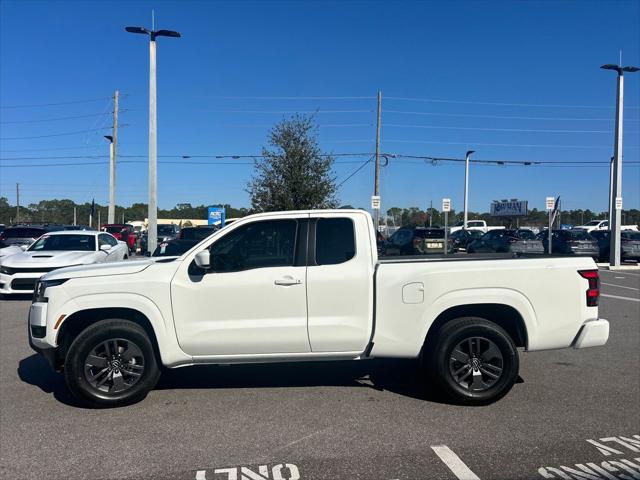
<box><xmin>194</xmin><ymin>250</ymin><xmax>210</xmax><ymax>269</ymax></box>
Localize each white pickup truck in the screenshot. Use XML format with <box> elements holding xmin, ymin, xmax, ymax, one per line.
<box><xmin>449</xmin><ymin>220</ymin><xmax>506</xmax><ymax>234</ymax></box>
<box><xmin>574</xmin><ymin>219</ymin><xmax>639</xmax><ymax>233</ymax></box>
<box><xmin>28</xmin><ymin>210</ymin><xmax>609</xmax><ymax>407</ymax></box>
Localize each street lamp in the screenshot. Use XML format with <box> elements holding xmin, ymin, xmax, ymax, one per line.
<box><xmin>601</xmin><ymin>63</ymin><xmax>638</xmax><ymax>267</ymax></box>
<box><xmin>104</xmin><ymin>135</ymin><xmax>115</xmax><ymax>224</ymax></box>
<box><xmin>125</xmin><ymin>22</ymin><xmax>181</xmax><ymax>254</ymax></box>
<box><xmin>463</xmin><ymin>150</ymin><xmax>475</xmax><ymax>229</ymax></box>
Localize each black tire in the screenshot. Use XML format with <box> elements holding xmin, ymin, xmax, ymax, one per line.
<box><xmin>426</xmin><ymin>317</ymin><xmax>519</xmax><ymax>405</ymax></box>
<box><xmin>64</xmin><ymin>319</ymin><xmax>160</xmax><ymax>408</ymax></box>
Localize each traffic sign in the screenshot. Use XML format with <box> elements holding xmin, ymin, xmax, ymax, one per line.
<box><xmin>371</xmin><ymin>195</ymin><xmax>381</xmax><ymax>210</ymax></box>
<box><xmin>615</xmin><ymin>197</ymin><xmax>623</xmax><ymax>210</ymax></box>
<box><xmin>545</xmin><ymin>197</ymin><xmax>555</xmax><ymax>211</ymax></box>
<box><xmin>442</xmin><ymin>198</ymin><xmax>451</xmax><ymax>212</ymax></box>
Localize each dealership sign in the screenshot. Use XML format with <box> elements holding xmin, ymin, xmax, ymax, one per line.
<box><xmin>490</xmin><ymin>200</ymin><xmax>528</xmax><ymax>217</ymax></box>
<box><xmin>207</xmin><ymin>207</ymin><xmax>226</xmax><ymax>226</ymax></box>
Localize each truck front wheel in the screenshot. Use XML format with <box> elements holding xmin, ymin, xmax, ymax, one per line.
<box><xmin>64</xmin><ymin>319</ymin><xmax>161</xmax><ymax>408</ymax></box>
<box><xmin>428</xmin><ymin>317</ymin><xmax>519</xmax><ymax>405</ymax></box>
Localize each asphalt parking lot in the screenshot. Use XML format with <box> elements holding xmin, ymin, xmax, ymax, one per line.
<box><xmin>0</xmin><ymin>268</ymin><xmax>638</xmax><ymax>480</ymax></box>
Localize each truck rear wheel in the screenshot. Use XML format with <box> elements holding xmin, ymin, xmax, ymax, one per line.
<box><xmin>64</xmin><ymin>319</ymin><xmax>160</xmax><ymax>408</ymax></box>
<box><xmin>427</xmin><ymin>317</ymin><xmax>519</xmax><ymax>405</ymax></box>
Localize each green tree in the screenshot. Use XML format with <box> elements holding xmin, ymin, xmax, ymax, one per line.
<box><xmin>247</xmin><ymin>115</ymin><xmax>337</xmax><ymax>212</ymax></box>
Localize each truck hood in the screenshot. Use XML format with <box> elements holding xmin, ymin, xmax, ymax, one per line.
<box><xmin>0</xmin><ymin>245</ymin><xmax>22</xmax><ymax>259</ymax></box>
<box><xmin>41</xmin><ymin>258</ymin><xmax>170</xmax><ymax>280</ymax></box>
<box><xmin>1</xmin><ymin>250</ymin><xmax>97</xmax><ymax>268</ymax></box>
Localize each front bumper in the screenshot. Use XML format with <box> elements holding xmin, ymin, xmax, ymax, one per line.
<box><xmin>0</xmin><ymin>272</ymin><xmax>43</xmax><ymax>295</ymax></box>
<box><xmin>28</xmin><ymin>301</ymin><xmax>58</xmax><ymax>370</ymax></box>
<box><xmin>572</xmin><ymin>319</ymin><xmax>609</xmax><ymax>349</ymax></box>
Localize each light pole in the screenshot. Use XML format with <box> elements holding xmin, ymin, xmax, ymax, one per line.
<box><xmin>104</xmin><ymin>135</ymin><xmax>115</xmax><ymax>223</ymax></box>
<box><xmin>601</xmin><ymin>63</ymin><xmax>639</xmax><ymax>267</ymax></box>
<box><xmin>125</xmin><ymin>22</ymin><xmax>180</xmax><ymax>254</ymax></box>
<box><xmin>463</xmin><ymin>150</ymin><xmax>475</xmax><ymax>229</ymax></box>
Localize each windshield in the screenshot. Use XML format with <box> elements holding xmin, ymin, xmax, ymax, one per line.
<box><xmin>422</xmin><ymin>229</ymin><xmax>445</xmax><ymax>239</ymax></box>
<box><xmin>102</xmin><ymin>226</ymin><xmax>123</xmax><ymax>234</ymax></box>
<box><xmin>622</xmin><ymin>231</ymin><xmax>640</xmax><ymax>240</ymax></box>
<box><xmin>152</xmin><ymin>240</ymin><xmax>196</xmax><ymax>257</ymax></box>
<box><xmin>29</xmin><ymin>234</ymin><xmax>95</xmax><ymax>251</ymax></box>
<box><xmin>181</xmin><ymin>228</ymin><xmax>215</xmax><ymax>240</ymax></box>
<box><xmin>567</xmin><ymin>230</ymin><xmax>593</xmax><ymax>240</ymax></box>
<box><xmin>158</xmin><ymin>225</ymin><xmax>176</xmax><ymax>235</ymax></box>
<box><xmin>584</xmin><ymin>221</ymin><xmax>601</xmax><ymax>226</ymax></box>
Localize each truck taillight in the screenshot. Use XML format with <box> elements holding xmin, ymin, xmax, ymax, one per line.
<box><xmin>578</xmin><ymin>269</ymin><xmax>599</xmax><ymax>307</ymax></box>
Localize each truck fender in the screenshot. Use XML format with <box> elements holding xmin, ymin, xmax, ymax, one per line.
<box><xmin>53</xmin><ymin>292</ymin><xmax>192</xmax><ymax>367</ymax></box>
<box><xmin>419</xmin><ymin>288</ymin><xmax>537</xmax><ymax>353</ymax></box>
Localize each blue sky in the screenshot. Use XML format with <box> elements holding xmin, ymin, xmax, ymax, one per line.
<box><xmin>1</xmin><ymin>0</ymin><xmax>639</xmax><ymax>215</ymax></box>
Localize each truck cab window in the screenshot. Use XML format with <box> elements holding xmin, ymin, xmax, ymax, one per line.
<box><xmin>209</xmin><ymin>219</ymin><xmax>297</xmax><ymax>272</ymax></box>
<box><xmin>315</xmin><ymin>218</ymin><xmax>355</xmax><ymax>265</ymax></box>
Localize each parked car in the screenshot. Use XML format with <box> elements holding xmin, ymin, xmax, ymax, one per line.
<box><xmin>0</xmin><ymin>230</ymin><xmax>128</xmax><ymax>295</ymax></box>
<box><xmin>100</xmin><ymin>224</ymin><xmax>136</xmax><ymax>253</ymax></box>
<box><xmin>152</xmin><ymin>239</ymin><xmax>200</xmax><ymax>257</ymax></box>
<box><xmin>140</xmin><ymin>224</ymin><xmax>181</xmax><ymax>254</ymax></box>
<box><xmin>573</xmin><ymin>219</ymin><xmax>639</xmax><ymax>233</ymax></box>
<box><xmin>590</xmin><ymin>230</ymin><xmax>640</xmax><ymax>262</ymax></box>
<box><xmin>28</xmin><ymin>209</ymin><xmax>608</xmax><ymax>407</ymax></box>
<box><xmin>0</xmin><ymin>225</ymin><xmax>51</xmax><ymax>248</ymax></box>
<box><xmin>537</xmin><ymin>229</ymin><xmax>599</xmax><ymax>257</ymax></box>
<box><xmin>448</xmin><ymin>229</ymin><xmax>484</xmax><ymax>252</ymax></box>
<box><xmin>381</xmin><ymin>227</ymin><xmax>448</xmax><ymax>256</ymax></box>
<box><xmin>467</xmin><ymin>229</ymin><xmax>544</xmax><ymax>255</ymax></box>
<box><xmin>449</xmin><ymin>220</ymin><xmax>506</xmax><ymax>234</ymax></box>
<box><xmin>179</xmin><ymin>226</ymin><xmax>218</xmax><ymax>241</ymax></box>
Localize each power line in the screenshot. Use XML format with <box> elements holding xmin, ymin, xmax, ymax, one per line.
<box><xmin>0</xmin><ymin>125</ymin><xmax>128</xmax><ymax>140</ymax></box>
<box><xmin>384</xmin><ymin>124</ymin><xmax>611</xmax><ymax>134</ymax></box>
<box><xmin>383</xmin><ymin>110</ymin><xmax>639</xmax><ymax>122</ymax></box>
<box><xmin>0</xmin><ymin>96</ymin><xmax>123</xmax><ymax>109</ymax></box>
<box><xmin>0</xmin><ymin>111</ymin><xmax>128</xmax><ymax>124</ymax></box>
<box><xmin>385</xmin><ymin>95</ymin><xmax>640</xmax><ymax>109</ymax></box>
<box><xmin>384</xmin><ymin>139</ymin><xmax>640</xmax><ymax>149</ymax></box>
<box><xmin>201</xmin><ymin>109</ymin><xmax>373</xmax><ymax>114</ymax></box>
<box><xmin>337</xmin><ymin>155</ymin><xmax>374</xmax><ymax>188</ymax></box>
<box><xmin>0</xmin><ymin>152</ymin><xmax>374</xmax><ymax>161</ymax></box>
<box><xmin>204</xmin><ymin>95</ymin><xmax>376</xmax><ymax>100</ymax></box>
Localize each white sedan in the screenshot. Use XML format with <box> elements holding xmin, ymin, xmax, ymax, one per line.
<box><xmin>0</xmin><ymin>231</ymin><xmax>128</xmax><ymax>295</ymax></box>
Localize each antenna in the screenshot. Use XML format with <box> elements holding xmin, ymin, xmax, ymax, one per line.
<box><xmin>619</xmin><ymin>50</ymin><xmax>622</xmax><ymax>65</ymax></box>
<box><xmin>152</xmin><ymin>9</ymin><xmax>155</xmax><ymax>30</ymax></box>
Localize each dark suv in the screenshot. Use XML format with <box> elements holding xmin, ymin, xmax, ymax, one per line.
<box><xmin>468</xmin><ymin>229</ymin><xmax>544</xmax><ymax>255</ymax></box>
<box><xmin>590</xmin><ymin>230</ymin><xmax>640</xmax><ymax>262</ymax></box>
<box><xmin>537</xmin><ymin>229</ymin><xmax>599</xmax><ymax>257</ymax></box>
<box><xmin>0</xmin><ymin>226</ymin><xmax>51</xmax><ymax>248</ymax></box>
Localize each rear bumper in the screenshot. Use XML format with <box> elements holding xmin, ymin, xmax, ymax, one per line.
<box><xmin>572</xmin><ymin>318</ymin><xmax>609</xmax><ymax>349</ymax></box>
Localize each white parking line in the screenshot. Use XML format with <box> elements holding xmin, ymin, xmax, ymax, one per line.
<box><xmin>602</xmin><ymin>282</ymin><xmax>640</xmax><ymax>291</ymax></box>
<box><xmin>601</xmin><ymin>293</ymin><xmax>640</xmax><ymax>303</ymax></box>
<box><xmin>432</xmin><ymin>445</ymin><xmax>481</xmax><ymax>480</ymax></box>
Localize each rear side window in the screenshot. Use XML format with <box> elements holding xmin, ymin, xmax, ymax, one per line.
<box><xmin>315</xmin><ymin>218</ymin><xmax>355</xmax><ymax>265</ymax></box>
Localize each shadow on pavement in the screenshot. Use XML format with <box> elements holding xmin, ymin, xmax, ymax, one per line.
<box><xmin>157</xmin><ymin>358</ymin><xmax>448</xmax><ymax>403</ymax></box>
<box><xmin>17</xmin><ymin>354</ymin><xmax>83</xmax><ymax>408</ymax></box>
<box><xmin>19</xmin><ymin>354</ymin><xmax>525</xmax><ymax>407</ymax></box>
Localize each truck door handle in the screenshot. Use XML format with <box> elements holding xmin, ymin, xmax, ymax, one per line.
<box><xmin>274</xmin><ymin>276</ymin><xmax>302</xmax><ymax>286</ymax></box>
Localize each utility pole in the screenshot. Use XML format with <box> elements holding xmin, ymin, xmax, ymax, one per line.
<box><xmin>15</xmin><ymin>183</ymin><xmax>20</xmax><ymax>224</ymax></box>
<box><xmin>463</xmin><ymin>150</ymin><xmax>475</xmax><ymax>229</ymax></box>
<box><xmin>108</xmin><ymin>90</ymin><xmax>119</xmax><ymax>224</ymax></box>
<box><xmin>608</xmin><ymin>156</ymin><xmax>614</xmax><ymax>226</ymax></box>
<box><xmin>98</xmin><ymin>209</ymin><xmax>101</xmax><ymax>228</ymax></box>
<box><xmin>125</xmin><ymin>15</ymin><xmax>181</xmax><ymax>255</ymax></box>
<box><xmin>73</xmin><ymin>207</ymin><xmax>77</xmax><ymax>226</ymax></box>
<box><xmin>601</xmin><ymin>62</ymin><xmax>639</xmax><ymax>266</ymax></box>
<box><xmin>373</xmin><ymin>91</ymin><xmax>382</xmax><ymax>232</ymax></box>
<box><xmin>429</xmin><ymin>200</ymin><xmax>433</xmax><ymax>227</ymax></box>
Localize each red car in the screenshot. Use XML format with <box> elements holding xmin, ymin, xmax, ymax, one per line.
<box><xmin>100</xmin><ymin>224</ymin><xmax>136</xmax><ymax>252</ymax></box>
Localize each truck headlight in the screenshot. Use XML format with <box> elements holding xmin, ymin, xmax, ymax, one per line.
<box><xmin>33</xmin><ymin>279</ymin><xmax>68</xmax><ymax>303</ymax></box>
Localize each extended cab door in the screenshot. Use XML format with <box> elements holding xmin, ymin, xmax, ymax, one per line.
<box><xmin>170</xmin><ymin>215</ymin><xmax>311</xmax><ymax>356</ymax></box>
<box><xmin>306</xmin><ymin>212</ymin><xmax>375</xmax><ymax>352</ymax></box>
